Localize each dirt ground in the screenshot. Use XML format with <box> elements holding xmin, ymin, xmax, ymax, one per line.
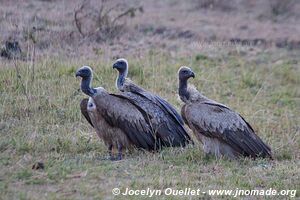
<box><xmin>1</xmin><ymin>0</ymin><xmax>300</xmax><ymax>59</ymax></box>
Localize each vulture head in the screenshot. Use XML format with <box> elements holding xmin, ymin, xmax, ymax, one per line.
<box><xmin>75</xmin><ymin>66</ymin><xmax>96</xmax><ymax>96</ymax></box>
<box><xmin>76</xmin><ymin>66</ymin><xmax>93</xmax><ymax>79</ymax></box>
<box><xmin>113</xmin><ymin>58</ymin><xmax>128</xmax><ymax>74</ymax></box>
<box><xmin>178</xmin><ymin>66</ymin><xmax>195</xmax><ymax>81</ymax></box>
<box><xmin>113</xmin><ymin>58</ymin><xmax>129</xmax><ymax>91</ymax></box>
<box><xmin>178</xmin><ymin>66</ymin><xmax>195</xmax><ymax>102</ymax></box>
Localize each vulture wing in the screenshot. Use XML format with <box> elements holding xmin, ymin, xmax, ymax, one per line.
<box><xmin>92</xmin><ymin>93</ymin><xmax>157</xmax><ymax>150</ymax></box>
<box><xmin>127</xmin><ymin>82</ymin><xmax>185</xmax><ymax>125</ymax></box>
<box><xmin>185</xmin><ymin>101</ymin><xmax>272</xmax><ymax>158</ymax></box>
<box><xmin>80</xmin><ymin>98</ymin><xmax>94</xmax><ymax>127</ymax></box>
<box><xmin>124</xmin><ymin>82</ymin><xmax>191</xmax><ymax>146</ymax></box>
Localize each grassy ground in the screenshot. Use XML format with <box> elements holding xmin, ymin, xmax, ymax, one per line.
<box><xmin>0</xmin><ymin>49</ymin><xmax>299</xmax><ymax>199</ymax></box>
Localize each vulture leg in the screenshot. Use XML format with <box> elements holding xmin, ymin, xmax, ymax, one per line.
<box><xmin>109</xmin><ymin>145</ymin><xmax>123</xmax><ymax>161</ymax></box>
<box><xmin>108</xmin><ymin>144</ymin><xmax>114</xmax><ymax>160</ymax></box>
<box><xmin>116</xmin><ymin>144</ymin><xmax>123</xmax><ymax>160</ymax></box>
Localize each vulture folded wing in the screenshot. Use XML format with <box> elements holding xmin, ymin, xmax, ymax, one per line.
<box><xmin>92</xmin><ymin>93</ymin><xmax>157</xmax><ymax>150</ymax></box>
<box><xmin>153</xmin><ymin>95</ymin><xmax>185</xmax><ymax>125</ymax></box>
<box><xmin>80</xmin><ymin>98</ymin><xmax>94</xmax><ymax>127</ymax></box>
<box><xmin>186</xmin><ymin>102</ymin><xmax>272</xmax><ymax>158</ymax></box>
<box><xmin>124</xmin><ymin>83</ymin><xmax>190</xmax><ymax>145</ymax></box>
<box><xmin>127</xmin><ymin>82</ymin><xmax>185</xmax><ymax>125</ymax></box>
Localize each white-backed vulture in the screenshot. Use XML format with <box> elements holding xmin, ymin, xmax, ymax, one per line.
<box><xmin>178</xmin><ymin>66</ymin><xmax>272</xmax><ymax>159</ymax></box>
<box><xmin>76</xmin><ymin>66</ymin><xmax>158</xmax><ymax>160</ymax></box>
<box><xmin>112</xmin><ymin>58</ymin><xmax>192</xmax><ymax>147</ymax></box>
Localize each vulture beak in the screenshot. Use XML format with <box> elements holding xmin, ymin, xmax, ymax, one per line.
<box><xmin>191</xmin><ymin>71</ymin><xmax>195</xmax><ymax>78</ymax></box>
<box><xmin>112</xmin><ymin>62</ymin><xmax>119</xmax><ymax>69</ymax></box>
<box><xmin>75</xmin><ymin>70</ymin><xmax>82</xmax><ymax>78</ymax></box>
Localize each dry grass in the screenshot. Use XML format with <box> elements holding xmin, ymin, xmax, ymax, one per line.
<box><xmin>0</xmin><ymin>49</ymin><xmax>299</xmax><ymax>199</ymax></box>
<box><xmin>0</xmin><ymin>0</ymin><xmax>300</xmax><ymax>199</ymax></box>
<box><xmin>74</xmin><ymin>0</ymin><xmax>143</xmax><ymax>42</ymax></box>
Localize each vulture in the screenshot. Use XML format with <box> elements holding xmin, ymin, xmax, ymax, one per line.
<box><xmin>178</xmin><ymin>66</ymin><xmax>272</xmax><ymax>159</ymax></box>
<box><xmin>76</xmin><ymin>66</ymin><xmax>158</xmax><ymax>160</ymax></box>
<box><xmin>112</xmin><ymin>58</ymin><xmax>192</xmax><ymax>147</ymax></box>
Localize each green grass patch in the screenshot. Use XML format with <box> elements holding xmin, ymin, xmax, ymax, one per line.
<box><xmin>0</xmin><ymin>51</ymin><xmax>299</xmax><ymax>199</ymax></box>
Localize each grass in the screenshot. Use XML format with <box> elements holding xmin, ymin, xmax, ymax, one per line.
<box><xmin>0</xmin><ymin>50</ymin><xmax>299</xmax><ymax>199</ymax></box>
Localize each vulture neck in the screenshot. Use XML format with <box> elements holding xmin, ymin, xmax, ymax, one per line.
<box><xmin>116</xmin><ymin>69</ymin><xmax>128</xmax><ymax>91</ymax></box>
<box><xmin>179</xmin><ymin>78</ymin><xmax>190</xmax><ymax>103</ymax></box>
<box><xmin>81</xmin><ymin>76</ymin><xmax>97</xmax><ymax>97</ymax></box>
